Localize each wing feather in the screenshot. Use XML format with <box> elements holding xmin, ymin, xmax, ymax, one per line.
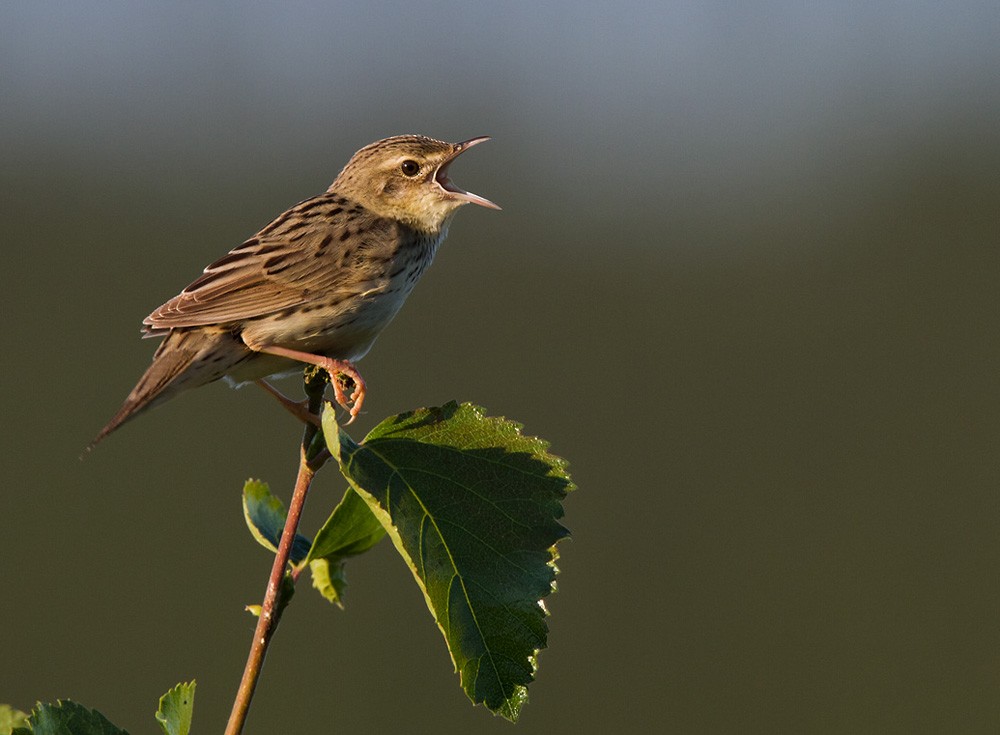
<box><xmin>143</xmin><ymin>193</ymin><xmax>389</xmax><ymax>331</ymax></box>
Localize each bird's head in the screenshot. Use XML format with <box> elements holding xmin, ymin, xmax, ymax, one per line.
<box><xmin>331</xmin><ymin>135</ymin><xmax>500</xmax><ymax>232</ymax></box>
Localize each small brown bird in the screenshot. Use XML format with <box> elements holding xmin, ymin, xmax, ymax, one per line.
<box><xmin>91</xmin><ymin>135</ymin><xmax>498</xmax><ymax>448</ymax></box>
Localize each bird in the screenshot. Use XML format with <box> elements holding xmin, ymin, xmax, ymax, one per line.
<box><xmin>90</xmin><ymin>134</ymin><xmax>499</xmax><ymax>449</ymax></box>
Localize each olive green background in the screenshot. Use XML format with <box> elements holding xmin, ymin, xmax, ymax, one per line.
<box><xmin>3</xmin><ymin>3</ymin><xmax>1000</xmax><ymax>733</ymax></box>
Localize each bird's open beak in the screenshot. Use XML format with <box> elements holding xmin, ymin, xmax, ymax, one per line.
<box><xmin>436</xmin><ymin>136</ymin><xmax>501</xmax><ymax>210</ymax></box>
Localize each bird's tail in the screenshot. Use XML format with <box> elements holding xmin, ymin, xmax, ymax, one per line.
<box><xmin>87</xmin><ymin>329</ymin><xmax>242</xmax><ymax>451</ymax></box>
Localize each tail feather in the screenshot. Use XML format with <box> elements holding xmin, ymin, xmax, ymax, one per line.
<box><xmin>87</xmin><ymin>330</ymin><xmax>241</xmax><ymax>451</ymax></box>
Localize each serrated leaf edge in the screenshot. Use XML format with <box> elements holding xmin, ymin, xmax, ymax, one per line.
<box><xmin>325</xmin><ymin>402</ymin><xmax>572</xmax><ymax>721</ymax></box>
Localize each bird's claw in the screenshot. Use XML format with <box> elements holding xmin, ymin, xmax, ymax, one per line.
<box><xmin>328</xmin><ymin>366</ymin><xmax>366</xmax><ymax>424</ymax></box>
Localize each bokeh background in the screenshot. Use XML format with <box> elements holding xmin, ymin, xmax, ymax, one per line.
<box><xmin>3</xmin><ymin>2</ymin><xmax>1000</xmax><ymax>733</ymax></box>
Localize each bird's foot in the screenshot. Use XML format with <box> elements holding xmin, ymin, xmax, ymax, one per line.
<box><xmin>254</xmin><ymin>379</ymin><xmax>322</xmax><ymax>427</ymax></box>
<box><xmin>325</xmin><ymin>361</ymin><xmax>366</xmax><ymax>424</ymax></box>
<box><xmin>254</xmin><ymin>345</ymin><xmax>367</xmax><ymax>424</ymax></box>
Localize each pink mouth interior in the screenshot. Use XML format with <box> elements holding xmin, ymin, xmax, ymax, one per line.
<box><xmin>435</xmin><ymin>162</ymin><xmax>461</xmax><ymax>193</ymax></box>
<box><xmin>435</xmin><ymin>160</ymin><xmax>500</xmax><ymax>209</ymax></box>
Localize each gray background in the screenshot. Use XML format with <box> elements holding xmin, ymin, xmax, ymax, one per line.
<box><xmin>3</xmin><ymin>2</ymin><xmax>1000</xmax><ymax>733</ymax></box>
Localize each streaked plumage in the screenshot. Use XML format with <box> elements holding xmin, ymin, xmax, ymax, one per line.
<box><xmin>91</xmin><ymin>135</ymin><xmax>498</xmax><ymax>448</ymax></box>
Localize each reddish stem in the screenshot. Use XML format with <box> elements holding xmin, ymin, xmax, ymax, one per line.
<box><xmin>225</xmin><ymin>369</ymin><xmax>329</xmax><ymax>735</ymax></box>
<box><xmin>225</xmin><ymin>449</ymin><xmax>315</xmax><ymax>735</ymax></box>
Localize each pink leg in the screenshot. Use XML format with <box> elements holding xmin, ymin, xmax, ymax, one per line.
<box><xmin>255</xmin><ymin>345</ymin><xmax>367</xmax><ymax>424</ymax></box>
<box><xmin>253</xmin><ymin>379</ymin><xmax>321</xmax><ymax>427</ymax></box>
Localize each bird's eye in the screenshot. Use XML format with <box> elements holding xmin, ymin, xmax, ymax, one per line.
<box><xmin>400</xmin><ymin>160</ymin><xmax>420</xmax><ymax>177</ymax></box>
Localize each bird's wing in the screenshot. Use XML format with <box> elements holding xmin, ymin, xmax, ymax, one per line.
<box><xmin>144</xmin><ymin>194</ymin><xmax>389</xmax><ymax>331</ymax></box>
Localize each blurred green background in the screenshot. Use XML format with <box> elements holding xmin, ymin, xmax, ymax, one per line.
<box><xmin>3</xmin><ymin>2</ymin><xmax>1000</xmax><ymax>733</ymax></box>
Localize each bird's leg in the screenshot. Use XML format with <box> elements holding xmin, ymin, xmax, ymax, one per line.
<box><xmin>253</xmin><ymin>379</ymin><xmax>321</xmax><ymax>427</ymax></box>
<box><xmin>254</xmin><ymin>345</ymin><xmax>367</xmax><ymax>423</ymax></box>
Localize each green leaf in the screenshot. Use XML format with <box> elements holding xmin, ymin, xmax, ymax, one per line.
<box><xmin>154</xmin><ymin>681</ymin><xmax>195</xmax><ymax>735</ymax></box>
<box><xmin>323</xmin><ymin>402</ymin><xmax>574</xmax><ymax>721</ymax></box>
<box><xmin>20</xmin><ymin>701</ymin><xmax>128</xmax><ymax>735</ymax></box>
<box><xmin>242</xmin><ymin>479</ymin><xmax>312</xmax><ymax>565</ymax></box>
<box><xmin>1</xmin><ymin>705</ymin><xmax>30</xmax><ymax>734</ymax></box>
<box><xmin>305</xmin><ymin>486</ymin><xmax>386</xmax><ymax>607</ymax></box>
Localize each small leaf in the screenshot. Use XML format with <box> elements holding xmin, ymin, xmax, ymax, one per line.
<box><xmin>323</xmin><ymin>402</ymin><xmax>574</xmax><ymax>721</ymax></box>
<box><xmin>23</xmin><ymin>701</ymin><xmax>128</xmax><ymax>735</ymax></box>
<box><xmin>154</xmin><ymin>681</ymin><xmax>195</xmax><ymax>735</ymax></box>
<box><xmin>305</xmin><ymin>487</ymin><xmax>386</xmax><ymax>606</ymax></box>
<box><xmin>242</xmin><ymin>479</ymin><xmax>312</xmax><ymax>565</ymax></box>
<box><xmin>1</xmin><ymin>705</ymin><xmax>30</xmax><ymax>734</ymax></box>
<box><xmin>245</xmin><ymin>574</ymin><xmax>295</xmax><ymax>622</ymax></box>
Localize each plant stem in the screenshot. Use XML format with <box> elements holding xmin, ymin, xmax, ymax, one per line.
<box><xmin>225</xmin><ymin>369</ymin><xmax>330</xmax><ymax>735</ymax></box>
